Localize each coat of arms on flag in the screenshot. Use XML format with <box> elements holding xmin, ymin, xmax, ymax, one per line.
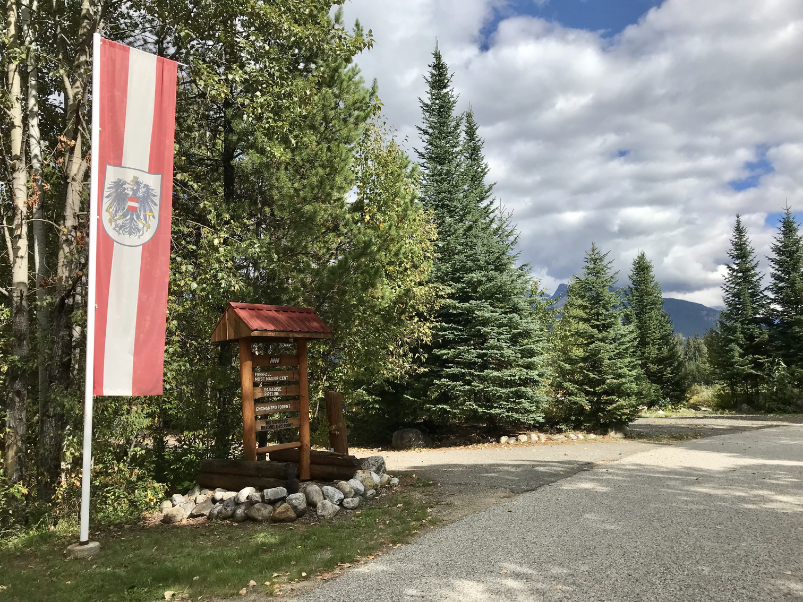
<box><xmin>102</xmin><ymin>165</ymin><xmax>162</xmax><ymax>246</ymax></box>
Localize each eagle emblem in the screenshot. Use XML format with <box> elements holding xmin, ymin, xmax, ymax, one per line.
<box><xmin>101</xmin><ymin>165</ymin><xmax>162</xmax><ymax>246</ymax></box>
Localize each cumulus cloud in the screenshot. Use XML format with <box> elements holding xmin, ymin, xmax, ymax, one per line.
<box><xmin>343</xmin><ymin>0</ymin><xmax>803</xmax><ymax>306</ymax></box>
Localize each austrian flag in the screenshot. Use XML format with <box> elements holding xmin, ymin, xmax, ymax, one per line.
<box><xmin>92</xmin><ymin>39</ymin><xmax>177</xmax><ymax>396</ymax></box>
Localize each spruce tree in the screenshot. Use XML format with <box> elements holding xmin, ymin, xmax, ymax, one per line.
<box><xmin>711</xmin><ymin>215</ymin><xmax>769</xmax><ymax>405</ymax></box>
<box><xmin>626</xmin><ymin>252</ymin><xmax>685</xmax><ymax>406</ymax></box>
<box><xmin>411</xmin><ymin>48</ymin><xmax>550</xmax><ymax>428</ymax></box>
<box><xmin>552</xmin><ymin>244</ymin><xmax>643</xmax><ymax>429</ymax></box>
<box><xmin>767</xmin><ymin>207</ymin><xmax>803</xmax><ymax>374</ymax></box>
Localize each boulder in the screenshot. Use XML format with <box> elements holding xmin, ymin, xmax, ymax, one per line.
<box><xmin>186</xmin><ymin>485</ymin><xmax>201</xmax><ymax>500</ymax></box>
<box><xmin>587</xmin><ymin>433</ymin><xmax>597</xmax><ymax>439</ymax></box>
<box><xmin>379</xmin><ymin>474</ymin><xmax>391</xmax><ymax>487</ymax></box>
<box><xmin>347</xmin><ymin>478</ymin><xmax>365</xmax><ymax>497</ymax></box>
<box><xmin>550</xmin><ymin>434</ymin><xmax>567</xmax><ymax>441</ymax></box>
<box><xmin>529</xmin><ymin>433</ymin><xmax>539</xmax><ymax>442</ymax></box>
<box><xmin>285</xmin><ymin>493</ymin><xmax>307</xmax><ymax>517</ymax></box>
<box><xmin>247</xmin><ymin>492</ymin><xmax>263</xmax><ymax>504</ymax></box>
<box><xmin>235</xmin><ymin>487</ymin><xmax>256</xmax><ymax>504</ymax></box>
<box><xmin>195</xmin><ymin>494</ymin><xmax>210</xmax><ymax>505</ymax></box>
<box><xmin>517</xmin><ymin>434</ymin><xmax>528</xmax><ymax>443</ymax></box>
<box><xmin>322</xmin><ymin>485</ymin><xmax>344</xmax><ymax>505</ymax></box>
<box><xmin>342</xmin><ymin>497</ymin><xmax>361</xmax><ymax>510</ymax></box>
<box><xmin>365</xmin><ymin>489</ymin><xmax>376</xmax><ymax>500</ymax></box>
<box><xmin>232</xmin><ymin>502</ymin><xmax>253</xmax><ymax>522</ymax></box>
<box><xmin>391</xmin><ymin>428</ymin><xmax>431</xmax><ymax>450</ymax></box>
<box><xmin>303</xmin><ymin>484</ymin><xmax>324</xmax><ymax>507</ymax></box>
<box><xmin>568</xmin><ymin>434</ymin><xmax>578</xmax><ymax>440</ymax></box>
<box><xmin>171</xmin><ymin>494</ymin><xmax>187</xmax><ymax>506</ymax></box>
<box><xmin>246</xmin><ymin>503</ymin><xmax>273</xmax><ymax>522</ymax></box>
<box><xmin>263</xmin><ymin>487</ymin><xmax>288</xmax><ymax>503</ymax></box>
<box><xmin>200</xmin><ymin>488</ymin><xmax>211</xmax><ymax>496</ymax></box>
<box><xmin>208</xmin><ymin>503</ymin><xmax>223</xmax><ymax>520</ymax></box>
<box><xmin>336</xmin><ymin>481</ymin><xmax>355</xmax><ymax>498</ymax></box>
<box><xmin>354</xmin><ymin>470</ymin><xmax>379</xmax><ymax>491</ymax></box>
<box><xmin>212</xmin><ymin>489</ymin><xmax>228</xmax><ymax>502</ymax></box>
<box><xmin>220</xmin><ymin>491</ymin><xmax>237</xmax><ymax>502</ymax></box>
<box><xmin>180</xmin><ymin>500</ymin><xmax>196</xmax><ymax>515</ymax></box>
<box><xmin>159</xmin><ymin>500</ymin><xmax>173</xmax><ymax>513</ymax></box>
<box><xmin>162</xmin><ymin>506</ymin><xmax>187</xmax><ymax>524</ymax></box>
<box><xmin>217</xmin><ymin>504</ymin><xmax>235</xmax><ymax>520</ymax></box>
<box><xmin>223</xmin><ymin>496</ymin><xmax>237</xmax><ymax>509</ymax></box>
<box><xmin>537</xmin><ymin>434</ymin><xmax>548</xmax><ymax>441</ymax></box>
<box><xmin>359</xmin><ymin>455</ymin><xmax>387</xmax><ymax>475</ymax></box>
<box><xmin>499</xmin><ymin>436</ymin><xmax>509</xmax><ymax>444</ymax></box>
<box><xmin>316</xmin><ymin>500</ymin><xmax>340</xmax><ymax>520</ymax></box>
<box><xmin>389</xmin><ymin>478</ymin><xmax>399</xmax><ymax>487</ymax></box>
<box><xmin>190</xmin><ymin>499</ymin><xmax>214</xmax><ymax>518</ymax></box>
<box><xmin>577</xmin><ymin>433</ymin><xmax>585</xmax><ymax>440</ymax></box>
<box><xmin>271</xmin><ymin>503</ymin><xmax>297</xmax><ymax>523</ymax></box>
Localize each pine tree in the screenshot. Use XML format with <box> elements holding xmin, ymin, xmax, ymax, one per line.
<box><xmin>711</xmin><ymin>215</ymin><xmax>769</xmax><ymax>405</ymax></box>
<box><xmin>626</xmin><ymin>252</ymin><xmax>685</xmax><ymax>406</ymax></box>
<box><xmin>767</xmin><ymin>207</ymin><xmax>803</xmax><ymax>374</ymax></box>
<box><xmin>410</xmin><ymin>48</ymin><xmax>550</xmax><ymax>428</ymax></box>
<box><xmin>552</xmin><ymin>244</ymin><xmax>643</xmax><ymax>429</ymax></box>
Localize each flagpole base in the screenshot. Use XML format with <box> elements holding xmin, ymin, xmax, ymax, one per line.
<box><xmin>66</xmin><ymin>541</ymin><xmax>100</xmax><ymax>559</ymax></box>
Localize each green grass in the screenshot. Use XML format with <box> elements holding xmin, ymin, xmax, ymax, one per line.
<box><xmin>0</xmin><ymin>492</ymin><xmax>431</xmax><ymax>601</ymax></box>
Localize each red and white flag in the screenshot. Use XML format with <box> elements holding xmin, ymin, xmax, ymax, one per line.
<box><xmin>91</xmin><ymin>39</ymin><xmax>177</xmax><ymax>396</ymax></box>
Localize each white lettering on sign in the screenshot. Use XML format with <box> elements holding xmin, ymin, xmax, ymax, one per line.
<box><xmin>255</xmin><ymin>403</ymin><xmax>294</xmax><ymax>412</ymax></box>
<box><xmin>270</xmin><ymin>357</ymin><xmax>280</xmax><ymax>364</ymax></box>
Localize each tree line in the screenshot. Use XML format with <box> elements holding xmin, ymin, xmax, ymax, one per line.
<box><xmin>1</xmin><ymin>3</ymin><xmax>800</xmax><ymax>533</ymax></box>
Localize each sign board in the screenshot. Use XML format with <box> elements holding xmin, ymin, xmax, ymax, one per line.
<box><xmin>254</xmin><ymin>384</ymin><xmax>300</xmax><ymax>398</ymax></box>
<box><xmin>255</xmin><ymin>417</ymin><xmax>301</xmax><ymax>432</ymax></box>
<box><xmin>254</xmin><ymin>399</ymin><xmax>301</xmax><ymax>415</ymax></box>
<box><xmin>253</xmin><ymin>370</ymin><xmax>299</xmax><ymax>384</ymax></box>
<box><xmin>252</xmin><ymin>354</ymin><xmax>298</xmax><ymax>367</ymax></box>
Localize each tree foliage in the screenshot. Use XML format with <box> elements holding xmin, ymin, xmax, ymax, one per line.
<box><xmin>551</xmin><ymin>245</ymin><xmax>643</xmax><ymax>429</ymax></box>
<box><xmin>626</xmin><ymin>252</ymin><xmax>684</xmax><ymax>407</ymax></box>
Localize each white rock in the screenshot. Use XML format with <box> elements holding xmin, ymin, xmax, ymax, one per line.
<box><xmin>370</xmin><ymin>472</ymin><xmax>381</xmax><ymax>487</ymax></box>
<box><xmin>212</xmin><ymin>489</ymin><xmax>228</xmax><ymax>502</ymax></box>
<box><xmin>171</xmin><ymin>494</ymin><xmax>187</xmax><ymax>506</ymax></box>
<box><xmin>365</xmin><ymin>489</ymin><xmax>376</xmax><ymax>500</ymax></box>
<box><xmin>186</xmin><ymin>485</ymin><xmax>201</xmax><ymax>500</ymax></box>
<box><xmin>322</xmin><ymin>485</ymin><xmax>344</xmax><ymax>505</ymax></box>
<box><xmin>537</xmin><ymin>434</ymin><xmax>548</xmax><ymax>441</ymax></box>
<box><xmin>529</xmin><ymin>433</ymin><xmax>539</xmax><ymax>442</ymax></box>
<box><xmin>248</xmin><ymin>492</ymin><xmax>263</xmax><ymax>504</ymax></box>
<box><xmin>236</xmin><ymin>487</ymin><xmax>256</xmax><ymax>504</ymax></box>
<box><xmin>316</xmin><ymin>499</ymin><xmax>340</xmax><ymax>519</ymax></box>
<box><xmin>568</xmin><ymin>434</ymin><xmax>578</xmax><ymax>440</ymax></box>
<box><xmin>389</xmin><ymin>477</ymin><xmax>399</xmax><ymax>487</ymax></box>
<box><xmin>587</xmin><ymin>433</ymin><xmax>597</xmax><ymax>439</ymax></box>
<box><xmin>159</xmin><ymin>500</ymin><xmax>173</xmax><ymax>513</ymax></box>
<box><xmin>263</xmin><ymin>487</ymin><xmax>288</xmax><ymax>503</ymax></box>
<box><xmin>303</xmin><ymin>484</ymin><xmax>324</xmax><ymax>507</ymax></box>
<box><xmin>286</xmin><ymin>493</ymin><xmax>307</xmax><ymax>517</ymax></box>
<box><xmin>517</xmin><ymin>434</ymin><xmax>528</xmax><ymax>443</ymax></box>
<box><xmin>162</xmin><ymin>506</ymin><xmax>187</xmax><ymax>524</ymax></box>
<box><xmin>499</xmin><ymin>436</ymin><xmax>509</xmax><ymax>444</ymax></box>
<box><xmin>348</xmin><ymin>478</ymin><xmax>365</xmax><ymax>496</ymax></box>
<box><xmin>577</xmin><ymin>434</ymin><xmax>585</xmax><ymax>440</ymax></box>
<box><xmin>342</xmin><ymin>497</ymin><xmax>361</xmax><ymax>510</ymax></box>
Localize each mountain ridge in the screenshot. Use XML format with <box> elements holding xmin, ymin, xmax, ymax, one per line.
<box><xmin>547</xmin><ymin>284</ymin><xmax>719</xmax><ymax>338</ymax></box>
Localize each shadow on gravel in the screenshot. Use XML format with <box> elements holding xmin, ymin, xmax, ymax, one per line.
<box><xmin>301</xmin><ymin>426</ymin><xmax>803</xmax><ymax>602</ymax></box>
<box><xmin>630</xmin><ymin>414</ymin><xmax>803</xmax><ymax>440</ymax></box>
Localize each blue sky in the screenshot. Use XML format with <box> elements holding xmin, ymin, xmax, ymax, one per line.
<box><xmin>480</xmin><ymin>0</ymin><xmax>664</xmax><ymax>49</ymax></box>
<box><xmin>343</xmin><ymin>0</ymin><xmax>803</xmax><ymax>306</ymax></box>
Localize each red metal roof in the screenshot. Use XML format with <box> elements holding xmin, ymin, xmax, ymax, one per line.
<box><xmin>228</xmin><ymin>302</ymin><xmax>333</xmax><ymax>335</ymax></box>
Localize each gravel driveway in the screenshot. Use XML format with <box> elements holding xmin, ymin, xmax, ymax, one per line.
<box><xmin>295</xmin><ymin>421</ymin><xmax>803</xmax><ymax>601</ymax></box>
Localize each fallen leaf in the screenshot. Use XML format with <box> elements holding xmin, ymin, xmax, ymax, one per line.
<box><xmin>248</xmin><ymin>580</ymin><xmax>256</xmax><ymax>587</ymax></box>
<box><xmin>301</xmin><ymin>572</ymin><xmax>307</xmax><ymax>577</ymax></box>
<box><xmin>501</xmin><ymin>570</ymin><xmax>508</xmax><ymax>574</ymax></box>
<box><xmin>192</xmin><ymin>576</ymin><xmax>199</xmax><ymax>581</ymax></box>
<box><xmin>235</xmin><ymin>560</ymin><xmax>242</xmax><ymax>564</ymax></box>
<box><xmin>239</xmin><ymin>587</ymin><xmax>247</xmax><ymax>595</ymax></box>
<box><xmin>164</xmin><ymin>591</ymin><xmax>175</xmax><ymax>600</ymax></box>
<box><xmin>264</xmin><ymin>582</ymin><xmax>271</xmax><ymax>586</ymax></box>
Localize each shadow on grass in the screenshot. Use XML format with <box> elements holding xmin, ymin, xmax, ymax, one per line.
<box><xmin>0</xmin><ymin>491</ymin><xmax>431</xmax><ymax>602</ymax></box>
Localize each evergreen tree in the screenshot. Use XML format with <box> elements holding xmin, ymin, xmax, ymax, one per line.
<box><xmin>410</xmin><ymin>48</ymin><xmax>550</xmax><ymax>428</ymax></box>
<box><xmin>767</xmin><ymin>207</ymin><xmax>803</xmax><ymax>374</ymax></box>
<box><xmin>711</xmin><ymin>215</ymin><xmax>769</xmax><ymax>405</ymax></box>
<box><xmin>626</xmin><ymin>252</ymin><xmax>685</xmax><ymax>406</ymax></box>
<box><xmin>552</xmin><ymin>245</ymin><xmax>643</xmax><ymax>429</ymax></box>
<box><xmin>681</xmin><ymin>334</ymin><xmax>714</xmax><ymax>387</ymax></box>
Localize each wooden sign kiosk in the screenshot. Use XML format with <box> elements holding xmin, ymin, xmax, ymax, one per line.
<box><xmin>211</xmin><ymin>303</ymin><xmax>333</xmax><ymax>480</ymax></box>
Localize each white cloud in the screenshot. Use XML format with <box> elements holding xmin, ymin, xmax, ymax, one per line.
<box><xmin>343</xmin><ymin>0</ymin><xmax>803</xmax><ymax>305</ymax></box>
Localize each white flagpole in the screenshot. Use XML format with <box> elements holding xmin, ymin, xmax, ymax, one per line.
<box><xmin>79</xmin><ymin>31</ymin><xmax>101</xmax><ymax>546</ymax></box>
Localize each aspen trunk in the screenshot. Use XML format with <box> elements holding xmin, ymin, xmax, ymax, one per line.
<box><xmin>5</xmin><ymin>0</ymin><xmax>30</xmax><ymax>484</ymax></box>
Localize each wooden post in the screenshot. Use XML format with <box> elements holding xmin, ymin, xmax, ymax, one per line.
<box><xmin>239</xmin><ymin>337</ymin><xmax>256</xmax><ymax>461</ymax></box>
<box><xmin>297</xmin><ymin>338</ymin><xmax>311</xmax><ymax>480</ymax></box>
<box><xmin>325</xmin><ymin>391</ymin><xmax>349</xmax><ymax>455</ymax></box>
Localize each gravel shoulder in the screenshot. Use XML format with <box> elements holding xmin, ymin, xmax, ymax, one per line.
<box><xmin>294</xmin><ymin>420</ymin><xmax>803</xmax><ymax>601</ymax></box>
